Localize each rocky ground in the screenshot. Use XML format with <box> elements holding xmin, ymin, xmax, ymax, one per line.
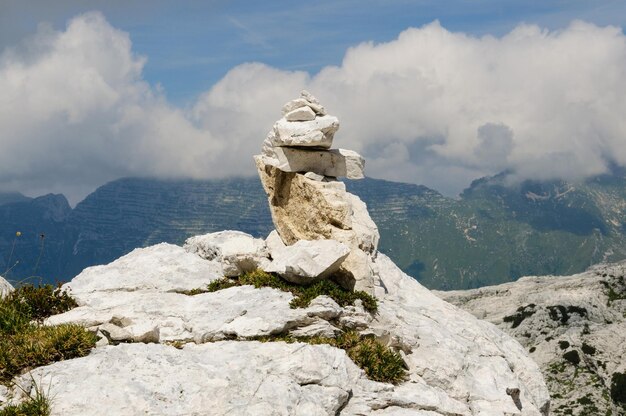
<box><xmin>438</xmin><ymin>261</ymin><xmax>626</xmax><ymax>415</ymax></box>
<box><xmin>1</xmin><ymin>237</ymin><xmax>550</xmax><ymax>415</ymax></box>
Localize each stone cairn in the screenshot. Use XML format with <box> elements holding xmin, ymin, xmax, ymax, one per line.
<box><xmin>254</xmin><ymin>91</ymin><xmax>380</xmax><ymax>293</ymax></box>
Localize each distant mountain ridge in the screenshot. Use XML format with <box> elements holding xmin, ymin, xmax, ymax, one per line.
<box><xmin>1</xmin><ymin>172</ymin><xmax>625</xmax><ymax>289</ymax></box>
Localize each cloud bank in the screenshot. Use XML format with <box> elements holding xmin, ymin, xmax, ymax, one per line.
<box><xmin>1</xmin><ymin>13</ymin><xmax>625</xmax><ymax>203</ymax></box>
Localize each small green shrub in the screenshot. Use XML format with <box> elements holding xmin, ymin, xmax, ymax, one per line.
<box><xmin>611</xmin><ymin>372</ymin><xmax>626</xmax><ymax>406</ymax></box>
<box><xmin>4</xmin><ymin>284</ymin><xmax>77</xmax><ymax>323</ymax></box>
<box><xmin>0</xmin><ymin>284</ymin><xmax>95</xmax><ymax>386</ymax></box>
<box><xmin>289</xmin><ymin>279</ymin><xmax>377</xmax><ymax>312</ymax></box>
<box><xmin>581</xmin><ymin>342</ymin><xmax>596</xmax><ymax>355</ymax></box>
<box><xmin>0</xmin><ymin>302</ymin><xmax>31</xmax><ymax>336</ymax></box>
<box><xmin>0</xmin><ymin>324</ymin><xmax>97</xmax><ymax>384</ymax></box>
<box><xmin>345</xmin><ymin>336</ymin><xmax>407</xmax><ymax>384</ymax></box>
<box><xmin>503</xmin><ymin>304</ymin><xmax>536</xmax><ymax>328</ymax></box>
<box><xmin>204</xmin><ymin>270</ymin><xmax>378</xmax><ymax>313</ymax></box>
<box><xmin>563</xmin><ymin>350</ymin><xmax>581</xmax><ymax>366</ymax></box>
<box><xmin>206</xmin><ymin>278</ymin><xmax>238</xmax><ymax>292</ymax></box>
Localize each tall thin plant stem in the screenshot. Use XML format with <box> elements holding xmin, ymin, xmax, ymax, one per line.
<box><xmin>33</xmin><ymin>233</ymin><xmax>46</xmax><ymax>276</ymax></box>
<box><xmin>4</xmin><ymin>232</ymin><xmax>20</xmax><ymax>276</ymax></box>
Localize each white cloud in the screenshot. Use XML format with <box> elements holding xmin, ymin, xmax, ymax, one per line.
<box><xmin>196</xmin><ymin>20</ymin><xmax>626</xmax><ymax>194</ymax></box>
<box><xmin>0</xmin><ymin>12</ymin><xmax>221</xmax><ymax>204</ymax></box>
<box><xmin>2</xmin><ymin>14</ymin><xmax>626</xmax><ymax>204</ymax></box>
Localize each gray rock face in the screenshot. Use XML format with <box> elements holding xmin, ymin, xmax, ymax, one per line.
<box><xmin>437</xmin><ymin>261</ymin><xmax>626</xmax><ymax>416</ymax></box>
<box><xmin>0</xmin><ymin>275</ymin><xmax>13</xmax><ymax>299</ymax></box>
<box><xmin>3</xmin><ymin>236</ymin><xmax>552</xmax><ymax>416</ymax></box>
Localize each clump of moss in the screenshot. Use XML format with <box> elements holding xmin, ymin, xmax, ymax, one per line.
<box><xmin>204</xmin><ymin>270</ymin><xmax>378</xmax><ymax>313</ymax></box>
<box><xmin>252</xmin><ymin>330</ymin><xmax>406</xmax><ymax>384</ymax></box>
<box><xmin>0</xmin><ymin>284</ymin><xmax>96</xmax><ymax>385</ymax></box>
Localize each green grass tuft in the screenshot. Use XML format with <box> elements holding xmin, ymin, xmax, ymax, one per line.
<box><xmin>203</xmin><ymin>270</ymin><xmax>378</xmax><ymax>313</ymax></box>
<box><xmin>345</xmin><ymin>336</ymin><xmax>407</xmax><ymax>384</ymax></box>
<box><xmin>0</xmin><ymin>285</ymin><xmax>96</xmax><ymax>386</ymax></box>
<box><xmin>3</xmin><ymin>284</ymin><xmax>77</xmax><ymax>324</ymax></box>
<box><xmin>250</xmin><ymin>330</ymin><xmax>406</xmax><ymax>384</ymax></box>
<box><xmin>0</xmin><ymin>375</ymin><xmax>51</xmax><ymax>416</ymax></box>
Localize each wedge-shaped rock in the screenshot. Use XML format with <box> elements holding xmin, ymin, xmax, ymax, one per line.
<box><xmin>285</xmin><ymin>106</ymin><xmax>316</xmax><ymax>121</ymax></box>
<box><xmin>0</xmin><ymin>275</ymin><xmax>13</xmax><ymax>299</ymax></box>
<box><xmin>184</xmin><ymin>231</ymin><xmax>269</xmax><ymax>277</ymax></box>
<box><xmin>262</xmin><ymin>147</ymin><xmax>365</xmax><ymax>179</ymax></box>
<box><xmin>266</xmin><ymin>239</ymin><xmax>350</xmax><ymax>285</ymax></box>
<box><xmin>272</xmin><ymin>115</ymin><xmax>339</xmax><ymax>148</ymax></box>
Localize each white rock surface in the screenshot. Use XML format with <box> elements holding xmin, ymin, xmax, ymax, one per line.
<box><xmin>261</xmin><ymin>147</ymin><xmax>365</xmax><ymax>179</ymax></box>
<box><xmin>0</xmin><ymin>275</ymin><xmax>13</xmax><ymax>299</ymax></box>
<box><xmin>64</xmin><ymin>243</ymin><xmax>222</xmax><ymax>294</ymax></box>
<box><xmin>265</xmin><ymin>229</ymin><xmax>286</xmax><ymax>255</ymax></box>
<box><xmin>437</xmin><ymin>261</ymin><xmax>626</xmax><ymax>415</ymax></box>
<box><xmin>272</xmin><ymin>115</ymin><xmax>339</xmax><ymax>148</ymax></box>
<box><xmin>25</xmin><ymin>236</ymin><xmax>550</xmax><ymax>416</ymax></box>
<box><xmin>282</xmin><ymin>91</ymin><xmax>326</xmax><ymax>116</ymax></box>
<box><xmin>265</xmin><ymin>239</ymin><xmax>350</xmax><ymax>284</ymax></box>
<box><xmin>368</xmin><ymin>254</ymin><xmax>551</xmax><ymax>415</ymax></box>
<box><xmin>184</xmin><ymin>230</ymin><xmax>269</xmax><ymax>277</ymax></box>
<box><xmin>285</xmin><ymin>105</ymin><xmax>316</xmax><ymax>121</ymax></box>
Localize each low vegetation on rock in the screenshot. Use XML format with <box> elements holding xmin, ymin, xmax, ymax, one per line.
<box><xmin>0</xmin><ymin>283</ymin><xmax>95</xmax><ymax>414</ymax></box>
<box><xmin>182</xmin><ymin>270</ymin><xmax>401</xmax><ymax>383</ymax></box>
<box><xmin>0</xmin><ymin>377</ymin><xmax>50</xmax><ymax>416</ymax></box>
<box><xmin>195</xmin><ymin>269</ymin><xmax>378</xmax><ymax>313</ymax></box>
<box><xmin>252</xmin><ymin>330</ymin><xmax>407</xmax><ymax>384</ymax></box>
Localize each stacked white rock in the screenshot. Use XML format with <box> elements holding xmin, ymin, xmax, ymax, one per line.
<box><xmin>255</xmin><ymin>91</ymin><xmax>380</xmax><ymax>293</ymax></box>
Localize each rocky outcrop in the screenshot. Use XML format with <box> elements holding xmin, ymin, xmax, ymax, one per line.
<box><xmin>255</xmin><ymin>91</ymin><xmax>380</xmax><ymax>293</ymax></box>
<box><xmin>1</xmin><ymin>234</ymin><xmax>551</xmax><ymax>415</ymax></box>
<box><xmin>2</xmin><ymin>91</ymin><xmax>552</xmax><ymax>416</ymax></box>
<box><xmin>437</xmin><ymin>261</ymin><xmax>626</xmax><ymax>415</ymax></box>
<box><xmin>183</xmin><ymin>230</ymin><xmax>270</xmax><ymax>277</ymax></box>
<box><xmin>0</xmin><ymin>275</ymin><xmax>13</xmax><ymax>299</ymax></box>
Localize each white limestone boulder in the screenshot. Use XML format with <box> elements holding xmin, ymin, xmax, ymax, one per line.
<box><xmin>285</xmin><ymin>105</ymin><xmax>316</xmax><ymax>121</ymax></box>
<box><xmin>46</xmin><ymin>241</ymin><xmax>353</xmax><ymax>343</ymax></box>
<box><xmin>184</xmin><ymin>230</ymin><xmax>269</xmax><ymax>277</ymax></box>
<box><xmin>0</xmin><ymin>275</ymin><xmax>13</xmax><ymax>299</ymax></box>
<box><xmin>261</xmin><ymin>147</ymin><xmax>365</xmax><ymax>179</ymax></box>
<box><xmin>62</xmin><ymin>243</ymin><xmax>222</xmax><ymax>295</ymax></box>
<box><xmin>265</xmin><ymin>239</ymin><xmax>350</xmax><ymax>285</ymax></box>
<box><xmin>265</xmin><ymin>229</ymin><xmax>286</xmax><ymax>255</ymax></box>
<box><xmin>272</xmin><ymin>115</ymin><xmax>339</xmax><ymax>148</ymax></box>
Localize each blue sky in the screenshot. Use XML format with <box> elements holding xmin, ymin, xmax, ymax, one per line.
<box><xmin>3</xmin><ymin>0</ymin><xmax>625</xmax><ymax>104</ymax></box>
<box><xmin>1</xmin><ymin>0</ymin><xmax>626</xmax><ymax>203</ymax></box>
